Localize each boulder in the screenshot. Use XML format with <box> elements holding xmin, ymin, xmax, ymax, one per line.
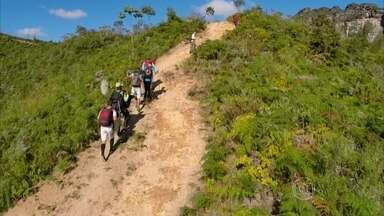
<box><xmin>295</xmin><ymin>3</ymin><xmax>383</xmax><ymax>42</ymax></box>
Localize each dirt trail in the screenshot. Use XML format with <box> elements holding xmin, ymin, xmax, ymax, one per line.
<box><xmin>5</xmin><ymin>22</ymin><xmax>234</xmax><ymax>216</ymax></box>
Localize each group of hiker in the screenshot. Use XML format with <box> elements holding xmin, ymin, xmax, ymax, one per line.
<box><xmin>95</xmin><ymin>20</ymin><xmax>241</xmax><ymax>160</ymax></box>
<box><xmin>97</xmin><ymin>59</ymin><xmax>158</xmax><ymax>160</ymax></box>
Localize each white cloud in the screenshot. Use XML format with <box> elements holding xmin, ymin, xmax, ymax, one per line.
<box><xmin>198</xmin><ymin>0</ymin><xmax>237</xmax><ymax>17</ymax></box>
<box><xmin>17</xmin><ymin>27</ymin><xmax>45</xmax><ymax>37</ymax></box>
<box><xmin>49</xmin><ymin>8</ymin><xmax>87</xmax><ymax>19</ymax></box>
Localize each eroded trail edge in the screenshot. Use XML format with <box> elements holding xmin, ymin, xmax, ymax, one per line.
<box><xmin>6</xmin><ymin>22</ymin><xmax>234</xmax><ymax>216</ymax></box>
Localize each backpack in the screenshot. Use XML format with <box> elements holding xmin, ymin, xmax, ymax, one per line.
<box><xmin>99</xmin><ymin>107</ymin><xmax>113</xmax><ymax>126</ymax></box>
<box><xmin>131</xmin><ymin>72</ymin><xmax>141</xmax><ymax>87</ymax></box>
<box><xmin>110</xmin><ymin>90</ymin><xmax>125</xmax><ymax>113</ymax></box>
<box><xmin>143</xmin><ymin>60</ymin><xmax>153</xmax><ymax>72</ymax></box>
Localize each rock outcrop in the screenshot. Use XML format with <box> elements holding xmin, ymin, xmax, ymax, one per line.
<box><xmin>296</xmin><ymin>3</ymin><xmax>383</xmax><ymax>42</ymax></box>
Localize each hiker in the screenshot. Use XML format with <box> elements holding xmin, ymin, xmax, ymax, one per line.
<box><xmin>110</xmin><ymin>82</ymin><xmax>130</xmax><ymax>129</ymax></box>
<box><xmin>190</xmin><ymin>32</ymin><xmax>197</xmax><ymax>53</ymax></box>
<box><xmin>191</xmin><ymin>32</ymin><xmax>196</xmax><ymax>42</ymax></box>
<box><xmin>129</xmin><ymin>69</ymin><xmax>143</xmax><ymax>111</ymax></box>
<box><xmin>233</xmin><ymin>13</ymin><xmax>241</xmax><ymax>27</ymax></box>
<box><xmin>141</xmin><ymin>59</ymin><xmax>158</xmax><ymax>103</ymax></box>
<box><xmin>97</xmin><ymin>103</ymin><xmax>117</xmax><ymax>160</ymax></box>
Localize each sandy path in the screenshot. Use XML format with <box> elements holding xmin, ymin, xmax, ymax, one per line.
<box><xmin>5</xmin><ymin>22</ymin><xmax>234</xmax><ymax>216</ymax></box>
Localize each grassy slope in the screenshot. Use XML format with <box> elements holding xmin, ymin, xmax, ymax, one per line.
<box><xmin>0</xmin><ymin>19</ymin><xmax>205</xmax><ymax>211</ymax></box>
<box><xmin>182</xmin><ymin>9</ymin><xmax>383</xmax><ymax>216</ymax></box>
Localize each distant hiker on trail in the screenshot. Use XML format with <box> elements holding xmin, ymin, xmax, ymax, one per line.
<box><xmin>110</xmin><ymin>82</ymin><xmax>130</xmax><ymax>130</ymax></box>
<box><xmin>129</xmin><ymin>69</ymin><xmax>143</xmax><ymax>111</ymax></box>
<box><xmin>141</xmin><ymin>59</ymin><xmax>158</xmax><ymax>103</ymax></box>
<box><xmin>233</xmin><ymin>13</ymin><xmax>241</xmax><ymax>27</ymax></box>
<box><xmin>191</xmin><ymin>32</ymin><xmax>196</xmax><ymax>42</ymax></box>
<box><xmin>97</xmin><ymin>103</ymin><xmax>117</xmax><ymax>161</ymax></box>
<box><xmin>190</xmin><ymin>32</ymin><xmax>197</xmax><ymax>54</ymax></box>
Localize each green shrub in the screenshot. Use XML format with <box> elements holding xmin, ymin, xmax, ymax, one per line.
<box><xmin>180</xmin><ymin>206</ymin><xmax>197</xmax><ymax>216</ymax></box>
<box><xmin>192</xmin><ymin>192</ymin><xmax>212</xmax><ymax>209</ymax></box>
<box><xmin>230</xmin><ymin>114</ymin><xmax>258</xmax><ymax>153</ymax></box>
<box><xmin>309</xmin><ymin>14</ymin><xmax>341</xmax><ymax>62</ymax></box>
<box><xmin>233</xmin><ymin>207</ymin><xmax>269</xmax><ymax>216</ymax></box>
<box><xmin>194</xmin><ymin>40</ymin><xmax>232</xmax><ymax>60</ymax></box>
<box><xmin>280</xmin><ymin>187</ymin><xmax>319</xmax><ymax>216</ymax></box>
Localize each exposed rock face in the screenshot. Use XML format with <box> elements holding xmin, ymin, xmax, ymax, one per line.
<box><xmin>296</xmin><ymin>3</ymin><xmax>383</xmax><ymax>42</ymax></box>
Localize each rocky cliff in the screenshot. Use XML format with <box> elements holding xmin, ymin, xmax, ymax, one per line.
<box><xmin>296</xmin><ymin>3</ymin><xmax>383</xmax><ymax>42</ymax></box>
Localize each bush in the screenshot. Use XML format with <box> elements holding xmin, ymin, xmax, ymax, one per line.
<box><xmin>280</xmin><ymin>187</ymin><xmax>319</xmax><ymax>216</ymax></box>
<box><xmin>192</xmin><ymin>192</ymin><xmax>212</xmax><ymax>209</ymax></box>
<box><xmin>233</xmin><ymin>207</ymin><xmax>269</xmax><ymax>216</ymax></box>
<box><xmin>202</xmin><ymin>143</ymin><xmax>228</xmax><ymax>180</ymax></box>
<box><xmin>194</xmin><ymin>40</ymin><xmax>232</xmax><ymax>60</ymax></box>
<box><xmin>180</xmin><ymin>206</ymin><xmax>197</xmax><ymax>216</ymax></box>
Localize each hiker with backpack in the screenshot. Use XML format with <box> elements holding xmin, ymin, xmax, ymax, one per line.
<box><xmin>141</xmin><ymin>59</ymin><xmax>158</xmax><ymax>103</ymax></box>
<box><xmin>97</xmin><ymin>103</ymin><xmax>117</xmax><ymax>161</ymax></box>
<box><xmin>129</xmin><ymin>69</ymin><xmax>143</xmax><ymax>111</ymax></box>
<box><xmin>110</xmin><ymin>82</ymin><xmax>130</xmax><ymax>132</ymax></box>
<box><xmin>141</xmin><ymin>59</ymin><xmax>158</xmax><ymax>75</ymax></box>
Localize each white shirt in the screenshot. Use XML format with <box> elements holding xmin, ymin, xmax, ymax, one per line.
<box><xmin>191</xmin><ymin>32</ymin><xmax>196</xmax><ymax>40</ymax></box>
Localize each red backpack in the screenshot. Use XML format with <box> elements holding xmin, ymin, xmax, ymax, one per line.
<box><xmin>233</xmin><ymin>14</ymin><xmax>241</xmax><ymax>26</ymax></box>
<box><xmin>143</xmin><ymin>59</ymin><xmax>153</xmax><ymax>72</ymax></box>
<box><xmin>99</xmin><ymin>107</ymin><xmax>113</xmax><ymax>126</ymax></box>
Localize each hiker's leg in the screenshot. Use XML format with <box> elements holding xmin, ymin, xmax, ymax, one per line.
<box><xmin>136</xmin><ymin>96</ymin><xmax>140</xmax><ymax>108</ymax></box>
<box><xmin>143</xmin><ymin>82</ymin><xmax>149</xmax><ymax>101</ymax></box>
<box><xmin>105</xmin><ymin>126</ymin><xmax>114</xmax><ymax>160</ymax></box>
<box><xmin>131</xmin><ymin>87</ymin><xmax>139</xmax><ymax>109</ymax></box>
<box><xmin>100</xmin><ymin>126</ymin><xmax>107</xmax><ymax>159</ymax></box>
<box><xmin>101</xmin><ymin>143</ymin><xmax>105</xmax><ymax>158</ymax></box>
<box><xmin>145</xmin><ymin>82</ymin><xmax>151</xmax><ymax>100</ymax></box>
<box><xmin>146</xmin><ymin>84</ymin><xmax>150</xmax><ymax>99</ymax></box>
<box><xmin>127</xmin><ymin>95</ymin><xmax>133</xmax><ymax>110</ymax></box>
<box><xmin>148</xmin><ymin>83</ymin><xmax>152</xmax><ymax>99</ymax></box>
<box><xmin>136</xmin><ymin>87</ymin><xmax>142</xmax><ymax>109</ymax></box>
<box><xmin>123</xmin><ymin>109</ymin><xmax>129</xmax><ymax>128</ymax></box>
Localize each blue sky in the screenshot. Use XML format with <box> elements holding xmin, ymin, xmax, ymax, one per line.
<box><xmin>1</xmin><ymin>0</ymin><xmax>383</xmax><ymax>41</ymax></box>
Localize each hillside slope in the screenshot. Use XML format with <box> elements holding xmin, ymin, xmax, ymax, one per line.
<box><xmin>0</xmin><ymin>18</ymin><xmax>205</xmax><ymax>211</ymax></box>
<box><xmin>5</xmin><ymin>22</ymin><xmax>234</xmax><ymax>216</ymax></box>
<box><xmin>183</xmin><ymin>8</ymin><xmax>384</xmax><ymax>215</ymax></box>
